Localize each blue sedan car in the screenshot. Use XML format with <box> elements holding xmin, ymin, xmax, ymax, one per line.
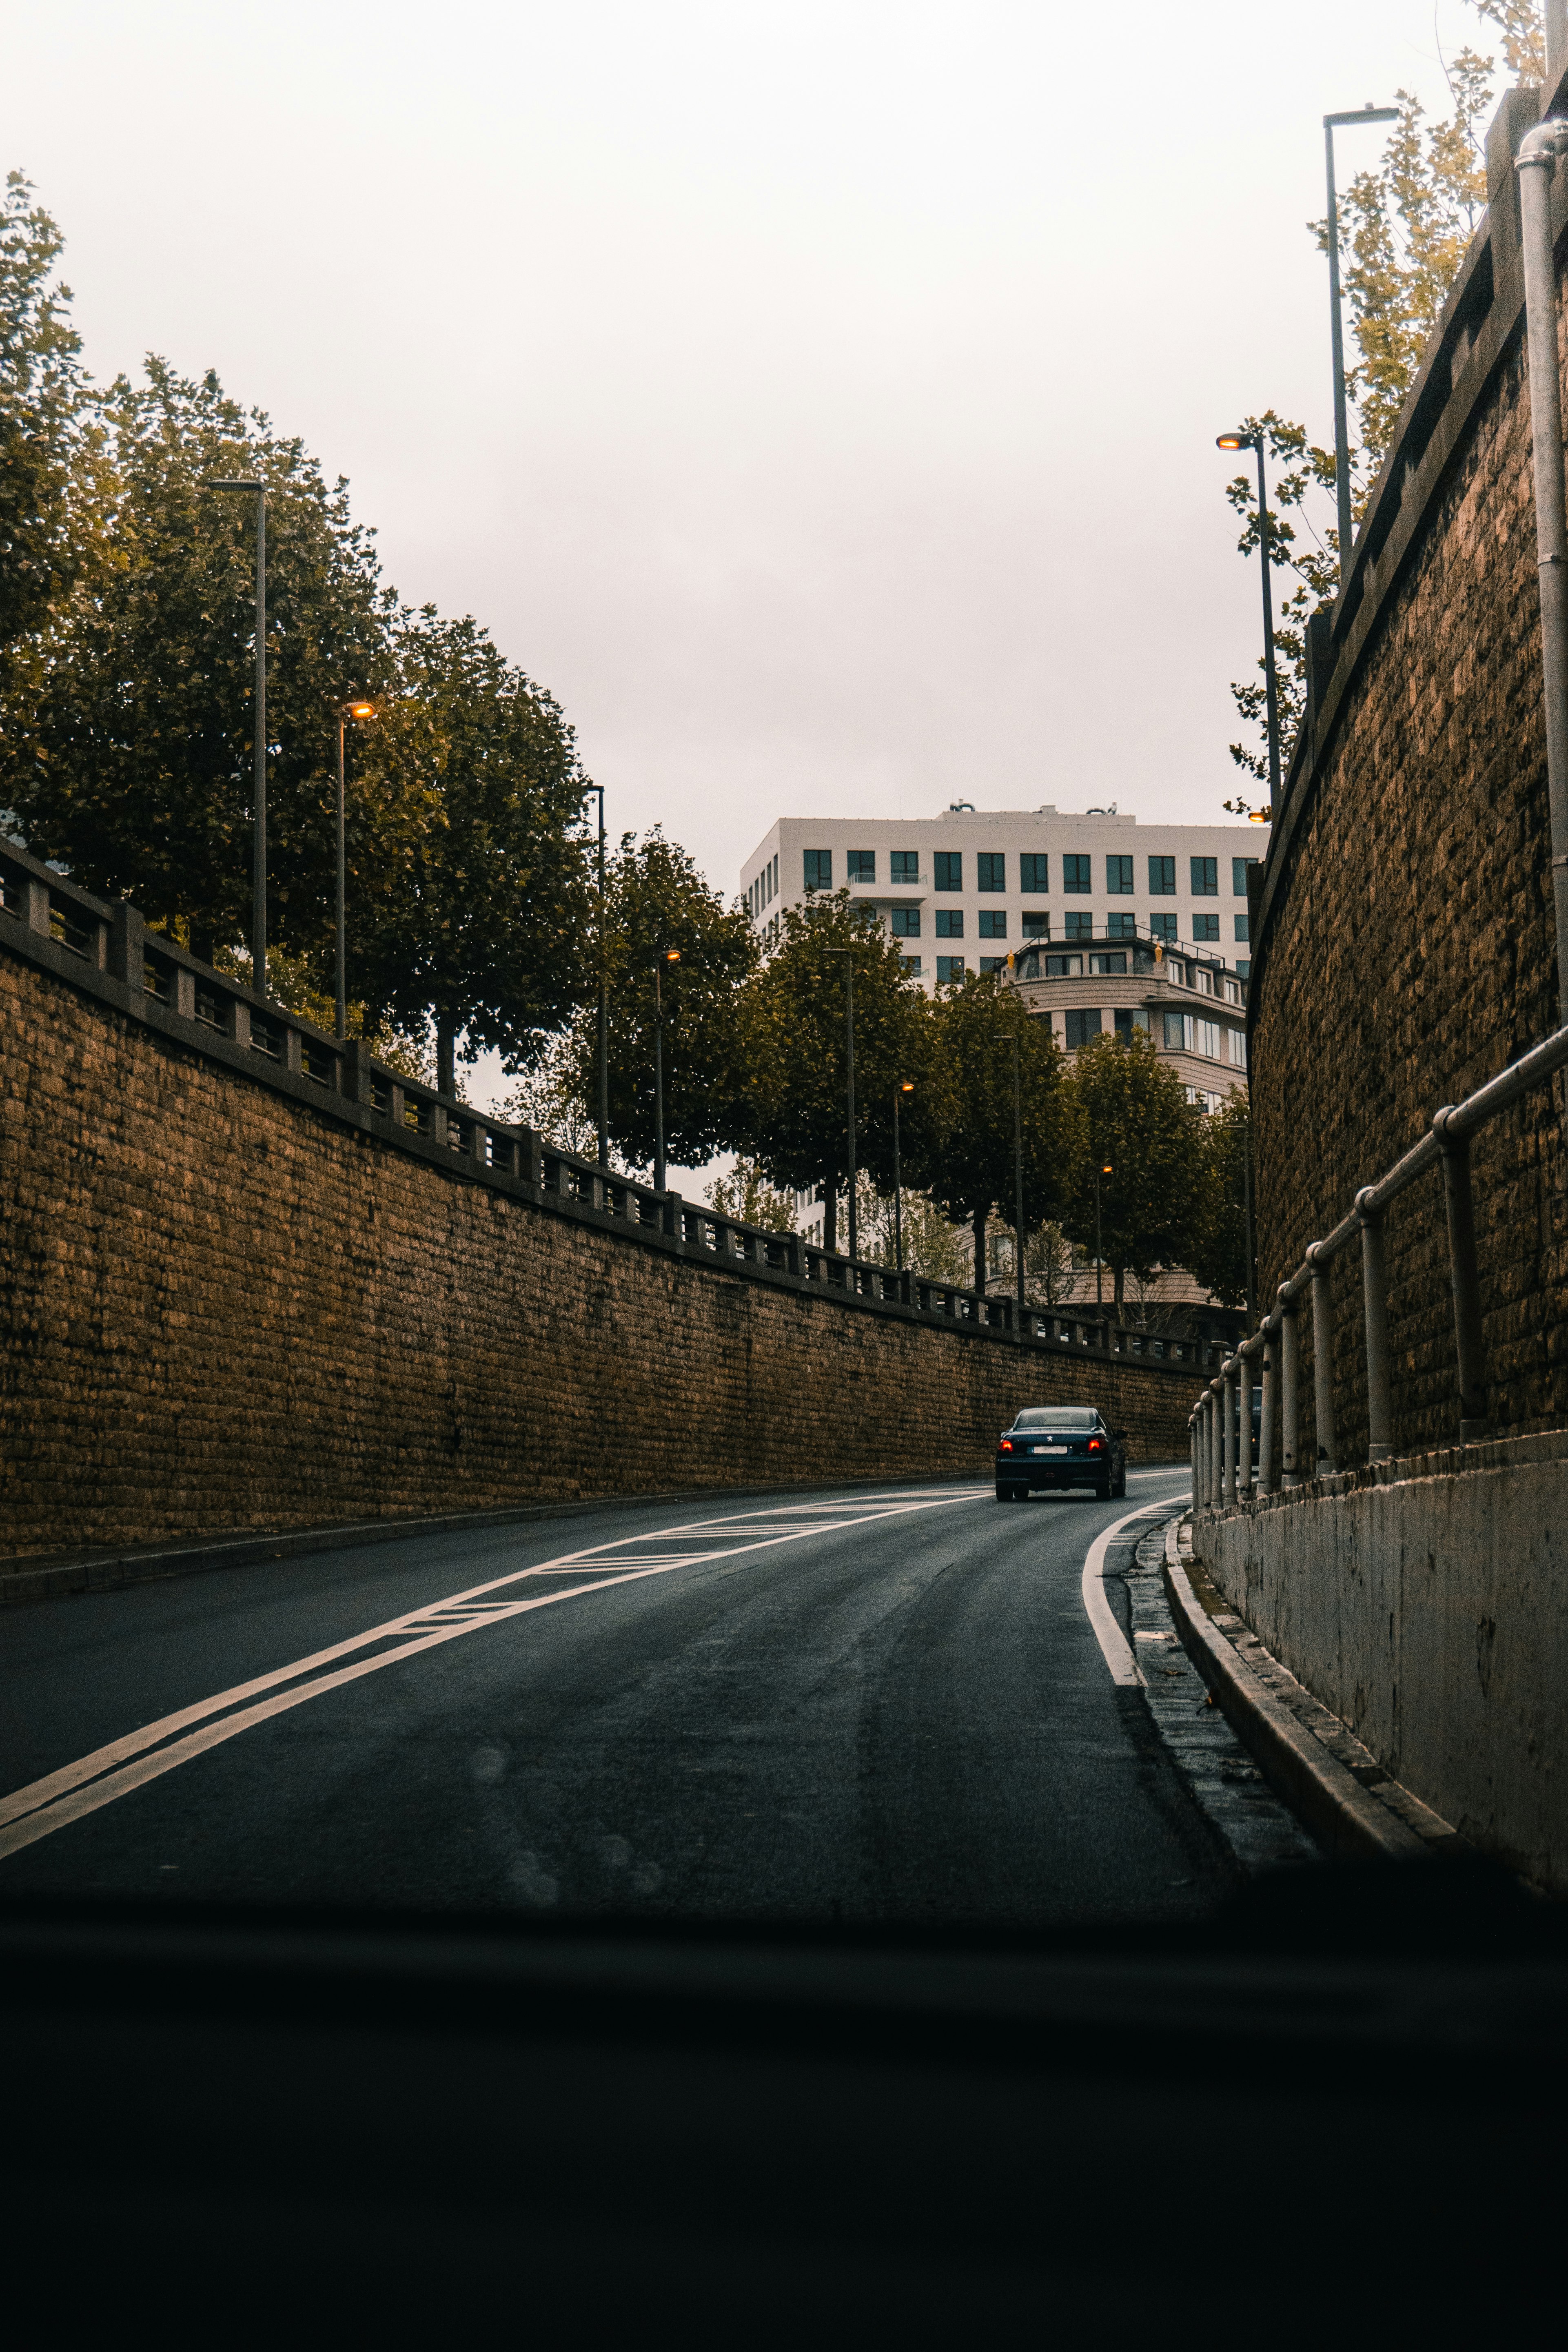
<box><xmin>995</xmin><ymin>1406</ymin><xmax>1127</xmax><ymax>1501</ymax></box>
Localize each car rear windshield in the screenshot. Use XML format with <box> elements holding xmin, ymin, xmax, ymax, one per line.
<box><xmin>1012</xmin><ymin>1408</ymin><xmax>1100</xmax><ymax>1430</ymax></box>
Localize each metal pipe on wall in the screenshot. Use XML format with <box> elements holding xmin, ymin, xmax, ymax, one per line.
<box><xmin>1515</xmin><ymin>117</ymin><xmax>1568</xmax><ymax>1026</ymax></box>
<box><xmin>1358</xmin><ymin>1194</ymin><xmax>1393</xmax><ymax>1463</ymax></box>
<box><xmin>1260</xmin><ymin>1332</ymin><xmax>1277</xmax><ymax>1494</ymax></box>
<box><xmin>1280</xmin><ymin>1297</ymin><xmax>1300</xmax><ymax>1484</ymax></box>
<box><xmin>1310</xmin><ymin>1250</ymin><xmax>1338</xmax><ymax>1475</ymax></box>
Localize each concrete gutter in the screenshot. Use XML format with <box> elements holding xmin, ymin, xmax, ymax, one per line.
<box><xmin>1161</xmin><ymin>1516</ymin><xmax>1457</xmax><ymax>1863</ymax></box>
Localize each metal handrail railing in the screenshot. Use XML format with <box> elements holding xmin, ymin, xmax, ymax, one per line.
<box><xmin>1188</xmin><ymin>1021</ymin><xmax>1568</xmax><ymax>1509</ymax></box>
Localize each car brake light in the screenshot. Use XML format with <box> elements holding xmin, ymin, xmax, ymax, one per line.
<box><xmin>998</xmin><ymin>1439</ymin><xmax>1013</xmax><ymax>1452</ymax></box>
<box><xmin>1088</xmin><ymin>1437</ymin><xmax>1102</xmax><ymax>1451</ymax></box>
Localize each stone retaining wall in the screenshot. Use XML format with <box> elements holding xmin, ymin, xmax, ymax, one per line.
<box><xmin>0</xmin><ymin>941</ymin><xmax>1198</xmax><ymax>1566</ymax></box>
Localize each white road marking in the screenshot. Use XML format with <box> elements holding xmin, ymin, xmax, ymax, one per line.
<box><xmin>0</xmin><ymin>1487</ymin><xmax>987</xmax><ymax>1861</ymax></box>
<box><xmin>1079</xmin><ymin>1494</ymin><xmax>1189</xmax><ymax>1687</ymax></box>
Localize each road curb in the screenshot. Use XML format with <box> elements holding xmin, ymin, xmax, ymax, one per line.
<box><xmin>0</xmin><ymin>1474</ymin><xmax>985</xmax><ymax>1611</ymax></box>
<box><xmin>1160</xmin><ymin>1515</ymin><xmax>1447</xmax><ymax>1863</ymax></box>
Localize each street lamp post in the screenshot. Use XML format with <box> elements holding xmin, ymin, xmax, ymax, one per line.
<box><xmin>845</xmin><ymin>956</ymin><xmax>857</xmax><ymax>1265</ymax></box>
<box><xmin>206</xmin><ymin>478</ymin><xmax>267</xmax><ymax>994</ymax></box>
<box><xmin>1216</xmin><ymin>430</ymin><xmax>1282</xmax><ymax>805</ymax></box>
<box><xmin>892</xmin><ymin>1081</ymin><xmax>913</xmax><ymax>1272</ymax></box>
<box><xmin>653</xmin><ymin>949</ymin><xmax>680</xmax><ymax>1194</ymax></box>
<box><xmin>582</xmin><ymin>783</ymin><xmax>608</xmax><ymax>1167</ymax></box>
<box><xmin>1093</xmin><ymin>1157</ymin><xmax>1113</xmax><ymax>1321</ymax></box>
<box><xmin>996</xmin><ymin>1033</ymin><xmax>1025</xmax><ymax>1312</ymax></box>
<box><xmin>1324</xmin><ymin>105</ymin><xmax>1399</xmax><ymax>586</ymax></box>
<box><xmin>333</xmin><ymin>700</ymin><xmax>376</xmax><ymax>1041</ymax></box>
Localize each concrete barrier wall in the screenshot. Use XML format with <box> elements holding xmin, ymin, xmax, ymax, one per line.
<box><xmin>1192</xmin><ymin>1433</ymin><xmax>1568</xmax><ymax>1894</ymax></box>
<box><xmin>0</xmin><ymin>934</ymin><xmax>1200</xmax><ymax>1570</ymax></box>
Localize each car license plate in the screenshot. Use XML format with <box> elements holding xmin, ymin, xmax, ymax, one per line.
<box><xmin>1036</xmin><ymin>1445</ymin><xmax>1069</xmax><ymax>1454</ymax></box>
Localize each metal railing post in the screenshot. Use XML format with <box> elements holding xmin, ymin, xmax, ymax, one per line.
<box><xmin>1222</xmin><ymin>1361</ymin><xmax>1238</xmax><ymax>1504</ymax></box>
<box><xmin>1202</xmin><ymin>1394</ymin><xmax>1215</xmax><ymax>1507</ymax></box>
<box><xmin>1259</xmin><ymin>1331</ymin><xmax>1277</xmax><ymax>1494</ymax></box>
<box><xmin>1190</xmin><ymin>1418</ymin><xmax>1200</xmax><ymax>1509</ymax></box>
<box><xmin>1309</xmin><ymin>1246</ymin><xmax>1338</xmax><ymax>1475</ymax></box>
<box><xmin>1238</xmin><ymin>1350</ymin><xmax>1253</xmax><ymax>1495</ymax></box>
<box><xmin>1357</xmin><ymin>1190</ymin><xmax>1393</xmax><ymax>1463</ymax></box>
<box><xmin>1435</xmin><ymin>1110</ymin><xmax>1490</xmax><ymax>1441</ymax></box>
<box><xmin>1279</xmin><ymin>1295</ymin><xmax>1300</xmax><ymax>1483</ymax></box>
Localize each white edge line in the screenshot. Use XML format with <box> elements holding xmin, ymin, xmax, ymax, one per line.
<box><xmin>1079</xmin><ymin>1494</ymin><xmax>1188</xmax><ymax>1688</ymax></box>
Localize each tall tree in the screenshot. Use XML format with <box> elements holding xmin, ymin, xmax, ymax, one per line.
<box><xmin>351</xmin><ymin>610</ymin><xmax>593</xmax><ymax>1090</ymax></box>
<box><xmin>555</xmin><ymin>829</ymin><xmax>758</xmax><ymax>1176</ymax></box>
<box><xmin>0</xmin><ymin>172</ymin><xmax>95</xmax><ymax>678</ymax></box>
<box><xmin>1185</xmin><ymin>1088</ymin><xmax>1252</xmax><ymax>1311</ymax></box>
<box><xmin>924</xmin><ymin>973</ymin><xmax>1081</xmax><ymax>1294</ymax></box>
<box><xmin>741</xmin><ymin>891</ymin><xmax>934</xmax><ymax>1254</ymax></box>
<box><xmin>1065</xmin><ymin>1031</ymin><xmax>1203</xmax><ymax>1313</ymax></box>
<box><xmin>1222</xmin><ymin>3</ymin><xmax>1538</xmax><ymax>794</ymax></box>
<box><xmin>4</xmin><ymin>357</ymin><xmax>396</xmax><ymax>949</ymax></box>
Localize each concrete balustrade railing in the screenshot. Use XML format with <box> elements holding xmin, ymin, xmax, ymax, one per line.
<box><xmin>1189</xmin><ymin>1018</ymin><xmax>1568</xmax><ymax>1508</ymax></box>
<box><xmin>1</xmin><ymin>835</ymin><xmax>1224</xmax><ymax>1374</ymax></box>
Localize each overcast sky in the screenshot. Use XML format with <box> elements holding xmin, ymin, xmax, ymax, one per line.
<box><xmin>5</xmin><ymin>0</ymin><xmax>1501</xmax><ymax>1119</ymax></box>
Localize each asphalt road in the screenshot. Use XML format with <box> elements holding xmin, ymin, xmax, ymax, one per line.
<box><xmin>0</xmin><ymin>1469</ymin><xmax>1253</xmax><ymax>1925</ymax></box>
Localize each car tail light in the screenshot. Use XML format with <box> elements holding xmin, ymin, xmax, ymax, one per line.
<box><xmin>998</xmin><ymin>1439</ymin><xmax>1013</xmax><ymax>1452</ymax></box>
<box><xmin>1088</xmin><ymin>1437</ymin><xmax>1102</xmax><ymax>1451</ymax></box>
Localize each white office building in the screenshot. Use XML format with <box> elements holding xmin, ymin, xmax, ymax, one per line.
<box><xmin>739</xmin><ymin>803</ymin><xmax>1262</xmax><ymax>985</ymax></box>
<box><xmin>740</xmin><ymin>801</ymin><xmax>1258</xmax><ymax>1115</ymax></box>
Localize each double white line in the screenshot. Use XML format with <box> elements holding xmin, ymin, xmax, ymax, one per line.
<box><xmin>0</xmin><ymin>1487</ymin><xmax>985</xmax><ymax>1862</ymax></box>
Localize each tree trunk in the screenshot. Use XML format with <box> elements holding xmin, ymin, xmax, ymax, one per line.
<box><xmin>973</xmin><ymin>1204</ymin><xmax>989</xmax><ymax>1295</ymax></box>
<box><xmin>822</xmin><ymin>1174</ymin><xmax>838</xmax><ymax>1255</ymax></box>
<box><xmin>436</xmin><ymin>1018</ymin><xmax>456</xmax><ymax>1098</ymax></box>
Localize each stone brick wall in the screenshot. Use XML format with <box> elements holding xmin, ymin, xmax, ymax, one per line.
<box><xmin>0</xmin><ymin>944</ymin><xmax>1198</xmax><ymax>1564</ymax></box>
<box><xmin>1249</xmin><ymin>75</ymin><xmax>1568</xmax><ymax>1465</ymax></box>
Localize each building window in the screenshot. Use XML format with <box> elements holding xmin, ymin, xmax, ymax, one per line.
<box><xmin>1065</xmin><ymin>1009</ymin><xmax>1102</xmax><ymax>1049</ymax></box>
<box><xmin>1233</xmin><ymin>856</ymin><xmax>1258</xmax><ymax>897</ymax></box>
<box><xmin>977</xmin><ymin>851</ymin><xmax>1006</xmax><ymax>892</ymax></box>
<box><xmin>1064</xmin><ymin>911</ymin><xmax>1093</xmax><ymax>940</ymax></box>
<box><xmin>1235</xmin><ymin>913</ymin><xmax>1250</xmax><ymax>942</ymax></box>
<box><xmin>847</xmin><ymin>850</ymin><xmax>875</xmax><ymax>882</ymax></box>
<box><xmin>979</xmin><ymin>956</ymin><xmax>1008</xmax><ymax>973</ymax></box>
<box><xmin>1163</xmin><ymin>1011</ymin><xmax>1189</xmax><ymax>1050</ymax></box>
<box><xmin>804</xmin><ymin>849</ymin><xmax>832</xmax><ymax>890</ymax></box>
<box><xmin>1150</xmin><ymin>912</ymin><xmax>1178</xmax><ymax>941</ymax></box>
<box><xmin>1063</xmin><ymin>853</ymin><xmax>1091</xmax><ymax>893</ymax></box>
<box><xmin>1019</xmin><ymin>853</ymin><xmax>1049</xmax><ymax>893</ymax></box>
<box><xmin>891</xmin><ymin>849</ymin><xmax>919</xmax><ymax>882</ymax></box>
<box><xmin>1105</xmin><ymin>913</ymin><xmax>1136</xmax><ymax>940</ymax></box>
<box><xmin>1193</xmin><ymin>1018</ymin><xmax>1221</xmax><ymax>1058</ymax></box>
<box><xmin>936</xmin><ymin>955</ymin><xmax>966</xmax><ymax>982</ymax></box>
<box><xmin>1113</xmin><ymin>1009</ymin><xmax>1134</xmax><ymax>1040</ymax></box>
<box><xmin>978</xmin><ymin>909</ymin><xmax>1006</xmax><ymax>938</ymax></box>
<box><xmin>1045</xmin><ymin>953</ymin><xmax>1082</xmax><ymax>976</ymax></box>
<box><xmin>1191</xmin><ymin>856</ymin><xmax>1218</xmax><ymax>896</ymax></box>
<box><xmin>890</xmin><ymin>907</ymin><xmax>920</xmax><ymax>937</ymax></box>
<box><xmin>1149</xmin><ymin>855</ymin><xmax>1176</xmax><ymax>895</ymax></box>
<box><xmin>1022</xmin><ymin>912</ymin><xmax>1050</xmax><ymax>938</ymax></box>
<box><xmin>1235</xmin><ymin>958</ymin><xmax>1251</xmax><ymax>980</ymax></box>
<box><xmin>934</xmin><ymin>851</ymin><xmax>963</xmax><ymax>890</ymax></box>
<box><xmin>1192</xmin><ymin>913</ymin><xmax>1220</xmax><ymax>942</ymax></box>
<box><xmin>936</xmin><ymin>909</ymin><xmax>963</xmax><ymax>938</ymax></box>
<box><xmin>1089</xmin><ymin>950</ymin><xmax>1127</xmax><ymax>974</ymax></box>
<box><xmin>902</xmin><ymin>955</ymin><xmax>923</xmax><ymax>978</ymax></box>
<box><xmin>1106</xmin><ymin>854</ymin><xmax>1133</xmax><ymax>895</ymax></box>
<box><xmin>1229</xmin><ymin>1029</ymin><xmax>1248</xmax><ymax>1068</ymax></box>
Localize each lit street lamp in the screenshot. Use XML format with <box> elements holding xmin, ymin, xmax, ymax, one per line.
<box><xmin>205</xmin><ymin>477</ymin><xmax>267</xmax><ymax>994</ymax></box>
<box><xmin>892</xmin><ymin>1081</ymin><xmax>914</xmax><ymax>1272</ymax></box>
<box><xmin>1216</xmin><ymin>430</ymin><xmax>1282</xmax><ymax>805</ymax></box>
<box><xmin>653</xmin><ymin>949</ymin><xmax>680</xmax><ymax>1195</ymax></box>
<box><xmin>1093</xmin><ymin>1157</ymin><xmax>1113</xmax><ymax>1317</ymax></box>
<box><xmin>333</xmin><ymin>700</ymin><xmax>375</xmax><ymax>1041</ymax></box>
<box><xmin>1324</xmin><ymin>105</ymin><xmax>1399</xmax><ymax>585</ymax></box>
<box><xmin>582</xmin><ymin>783</ymin><xmax>608</xmax><ymax>1167</ymax></box>
<box><xmin>996</xmin><ymin>1034</ymin><xmax>1025</xmax><ymax>1312</ymax></box>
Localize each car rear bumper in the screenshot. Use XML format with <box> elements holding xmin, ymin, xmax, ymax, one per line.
<box><xmin>996</xmin><ymin>1461</ymin><xmax>1106</xmax><ymax>1487</ymax></box>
